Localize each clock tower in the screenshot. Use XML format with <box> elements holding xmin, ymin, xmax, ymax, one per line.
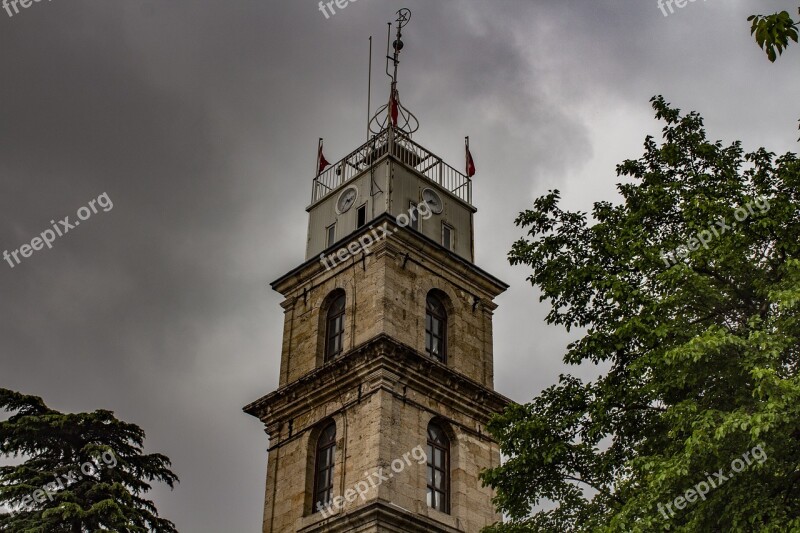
<box><xmin>244</xmin><ymin>10</ymin><xmax>510</xmax><ymax>532</ymax></box>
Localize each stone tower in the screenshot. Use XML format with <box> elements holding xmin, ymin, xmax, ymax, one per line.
<box><xmin>244</xmin><ymin>10</ymin><xmax>510</xmax><ymax>532</ymax></box>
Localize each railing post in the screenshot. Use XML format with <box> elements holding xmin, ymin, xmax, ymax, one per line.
<box><xmin>311</xmin><ymin>176</ymin><xmax>318</xmax><ymax>204</ymax></box>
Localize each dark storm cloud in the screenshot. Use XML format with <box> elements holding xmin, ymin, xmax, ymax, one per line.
<box><xmin>1</xmin><ymin>0</ymin><xmax>798</xmax><ymax>530</ymax></box>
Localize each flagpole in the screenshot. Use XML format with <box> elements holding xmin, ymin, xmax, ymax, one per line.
<box><xmin>316</xmin><ymin>138</ymin><xmax>323</xmax><ymax>176</ymax></box>
<box><xmin>465</xmin><ymin>136</ymin><xmax>469</xmax><ymax>176</ymax></box>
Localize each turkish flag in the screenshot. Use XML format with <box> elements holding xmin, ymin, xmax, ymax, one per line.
<box><xmin>318</xmin><ymin>145</ymin><xmax>331</xmax><ymax>174</ymax></box>
<box><xmin>466</xmin><ymin>146</ymin><xmax>476</xmax><ymax>177</ymax></box>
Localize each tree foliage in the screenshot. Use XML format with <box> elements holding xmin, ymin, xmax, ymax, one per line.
<box><xmin>481</xmin><ymin>97</ymin><xmax>800</xmax><ymax>532</ymax></box>
<box><xmin>0</xmin><ymin>388</ymin><xmax>179</xmax><ymax>532</ymax></box>
<box><xmin>749</xmin><ymin>8</ymin><xmax>799</xmax><ymax>62</ymax></box>
<box><xmin>748</xmin><ymin>7</ymin><xmax>800</xmax><ymax>141</ymax></box>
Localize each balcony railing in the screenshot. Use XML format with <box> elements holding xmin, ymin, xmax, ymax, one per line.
<box><xmin>311</xmin><ymin>127</ymin><xmax>472</xmax><ymax>206</ymax></box>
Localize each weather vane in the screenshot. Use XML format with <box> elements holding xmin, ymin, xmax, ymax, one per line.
<box><xmin>369</xmin><ymin>8</ymin><xmax>419</xmax><ymax>135</ymax></box>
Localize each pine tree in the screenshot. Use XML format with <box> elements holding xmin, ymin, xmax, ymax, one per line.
<box><xmin>0</xmin><ymin>388</ymin><xmax>179</xmax><ymax>532</ymax></box>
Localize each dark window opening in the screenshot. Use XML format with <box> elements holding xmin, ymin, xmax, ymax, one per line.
<box><xmin>325</xmin><ymin>293</ymin><xmax>346</xmax><ymax>361</ymax></box>
<box><xmin>410</xmin><ymin>201</ymin><xmax>419</xmax><ymax>231</ymax></box>
<box><xmin>313</xmin><ymin>421</ymin><xmax>337</xmax><ymax>511</ymax></box>
<box><xmin>427</xmin><ymin>422</ymin><xmax>450</xmax><ymax>514</ymax></box>
<box><xmin>356</xmin><ymin>204</ymin><xmax>367</xmax><ymax>228</ymax></box>
<box><xmin>425</xmin><ymin>293</ymin><xmax>447</xmax><ymax>363</ymax></box>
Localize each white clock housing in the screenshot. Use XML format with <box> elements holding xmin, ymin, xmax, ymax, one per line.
<box><xmin>336</xmin><ymin>186</ymin><xmax>359</xmax><ymax>214</ymax></box>
<box><xmin>422</xmin><ymin>188</ymin><xmax>443</xmax><ymax>214</ymax></box>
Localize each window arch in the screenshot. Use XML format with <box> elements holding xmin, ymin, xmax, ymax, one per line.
<box><xmin>324</xmin><ymin>291</ymin><xmax>346</xmax><ymax>361</ymax></box>
<box><xmin>425</xmin><ymin>292</ymin><xmax>447</xmax><ymax>363</ymax></box>
<box><xmin>313</xmin><ymin>421</ymin><xmax>337</xmax><ymax>510</ymax></box>
<box><xmin>426</xmin><ymin>421</ymin><xmax>450</xmax><ymax>513</ymax></box>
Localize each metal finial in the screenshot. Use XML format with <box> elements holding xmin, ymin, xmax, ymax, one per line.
<box><xmin>369</xmin><ymin>8</ymin><xmax>419</xmax><ymax>135</ymax></box>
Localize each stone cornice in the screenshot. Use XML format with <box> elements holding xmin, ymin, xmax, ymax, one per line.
<box><xmin>297</xmin><ymin>499</ymin><xmax>465</xmax><ymax>533</ymax></box>
<box><xmin>270</xmin><ymin>213</ymin><xmax>508</xmax><ymax>298</ymax></box>
<box><xmin>243</xmin><ymin>335</ymin><xmax>512</xmax><ymax>434</ymax></box>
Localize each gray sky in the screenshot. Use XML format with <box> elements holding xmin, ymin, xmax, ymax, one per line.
<box><xmin>1</xmin><ymin>0</ymin><xmax>798</xmax><ymax>531</ymax></box>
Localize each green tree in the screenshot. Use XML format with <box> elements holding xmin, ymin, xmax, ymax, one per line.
<box><xmin>748</xmin><ymin>8</ymin><xmax>800</xmax><ymax>141</ymax></box>
<box><xmin>481</xmin><ymin>97</ymin><xmax>800</xmax><ymax>532</ymax></box>
<box><xmin>749</xmin><ymin>8</ymin><xmax>799</xmax><ymax>62</ymax></box>
<box><xmin>0</xmin><ymin>388</ymin><xmax>179</xmax><ymax>532</ymax></box>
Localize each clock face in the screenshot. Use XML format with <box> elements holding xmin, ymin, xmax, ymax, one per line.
<box><xmin>336</xmin><ymin>186</ymin><xmax>358</xmax><ymax>214</ymax></box>
<box><xmin>422</xmin><ymin>188</ymin><xmax>443</xmax><ymax>214</ymax></box>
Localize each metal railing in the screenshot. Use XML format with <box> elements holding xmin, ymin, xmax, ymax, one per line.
<box><xmin>311</xmin><ymin>127</ymin><xmax>472</xmax><ymax>206</ymax></box>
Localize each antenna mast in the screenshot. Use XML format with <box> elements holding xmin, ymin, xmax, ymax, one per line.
<box><xmin>369</xmin><ymin>8</ymin><xmax>419</xmax><ymax>135</ymax></box>
<box><xmin>367</xmin><ymin>35</ymin><xmax>372</xmax><ymax>145</ymax></box>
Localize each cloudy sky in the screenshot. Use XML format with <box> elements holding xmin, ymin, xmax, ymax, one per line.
<box><xmin>1</xmin><ymin>0</ymin><xmax>798</xmax><ymax>530</ymax></box>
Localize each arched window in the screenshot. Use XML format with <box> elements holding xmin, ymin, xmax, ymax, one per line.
<box><xmin>313</xmin><ymin>421</ymin><xmax>337</xmax><ymax>510</ymax></box>
<box><xmin>325</xmin><ymin>292</ymin><xmax>346</xmax><ymax>361</ymax></box>
<box><xmin>425</xmin><ymin>293</ymin><xmax>447</xmax><ymax>363</ymax></box>
<box><xmin>427</xmin><ymin>422</ymin><xmax>450</xmax><ymax>513</ymax></box>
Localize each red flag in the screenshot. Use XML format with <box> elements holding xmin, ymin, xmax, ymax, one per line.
<box><xmin>390</xmin><ymin>91</ymin><xmax>399</xmax><ymax>127</ymax></box>
<box><xmin>318</xmin><ymin>144</ymin><xmax>330</xmax><ymax>174</ymax></box>
<box><xmin>466</xmin><ymin>146</ymin><xmax>476</xmax><ymax>177</ymax></box>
